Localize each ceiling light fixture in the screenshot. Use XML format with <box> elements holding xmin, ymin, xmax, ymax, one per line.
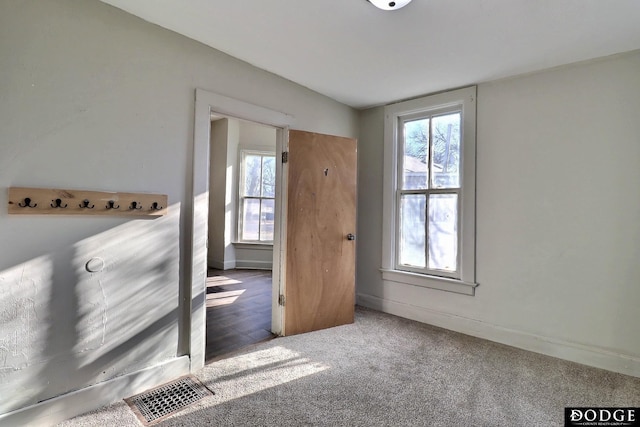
<box><xmin>367</xmin><ymin>0</ymin><xmax>413</xmax><ymax>11</ymax></box>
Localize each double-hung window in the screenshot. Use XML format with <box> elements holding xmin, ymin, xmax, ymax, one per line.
<box><xmin>381</xmin><ymin>87</ymin><xmax>478</xmax><ymax>295</ymax></box>
<box><xmin>238</xmin><ymin>150</ymin><xmax>276</xmax><ymax>243</ymax></box>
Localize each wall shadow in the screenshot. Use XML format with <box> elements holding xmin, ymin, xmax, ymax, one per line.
<box><xmin>0</xmin><ymin>203</ymin><xmax>183</xmax><ymax>417</ymax></box>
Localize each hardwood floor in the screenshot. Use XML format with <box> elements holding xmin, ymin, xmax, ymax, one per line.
<box><xmin>205</xmin><ymin>269</ymin><xmax>274</xmax><ymax>361</ymax></box>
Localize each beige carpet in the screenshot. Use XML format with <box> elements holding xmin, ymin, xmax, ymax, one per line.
<box><xmin>60</xmin><ymin>307</ymin><xmax>640</xmax><ymax>426</ymax></box>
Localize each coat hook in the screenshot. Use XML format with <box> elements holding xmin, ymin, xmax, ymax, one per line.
<box><xmin>129</xmin><ymin>201</ymin><xmax>142</xmax><ymax>210</ymax></box>
<box><xmin>18</xmin><ymin>197</ymin><xmax>37</xmax><ymax>208</ymax></box>
<box><xmin>106</xmin><ymin>200</ymin><xmax>120</xmax><ymax>210</ymax></box>
<box><xmin>51</xmin><ymin>198</ymin><xmax>67</xmax><ymax>208</ymax></box>
<box><xmin>79</xmin><ymin>199</ymin><xmax>94</xmax><ymax>209</ymax></box>
<box><xmin>150</xmin><ymin>202</ymin><xmax>163</xmax><ymax>210</ymax></box>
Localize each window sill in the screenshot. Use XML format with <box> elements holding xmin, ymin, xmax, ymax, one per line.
<box><xmin>233</xmin><ymin>242</ymin><xmax>273</xmax><ymax>250</ymax></box>
<box><xmin>380</xmin><ymin>269</ymin><xmax>478</xmax><ymax>296</ymax></box>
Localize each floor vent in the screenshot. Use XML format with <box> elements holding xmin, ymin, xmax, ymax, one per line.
<box><xmin>125</xmin><ymin>375</ymin><xmax>214</xmax><ymax>425</ymax></box>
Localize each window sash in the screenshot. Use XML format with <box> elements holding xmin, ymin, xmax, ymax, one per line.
<box><xmin>238</xmin><ymin>150</ymin><xmax>275</xmax><ymax>243</ymax></box>
<box><xmin>238</xmin><ymin>196</ymin><xmax>275</xmax><ymax>242</ymax></box>
<box><xmin>240</xmin><ymin>152</ymin><xmax>275</xmax><ymax>198</ymax></box>
<box><xmin>395</xmin><ymin>188</ymin><xmax>461</xmax><ymax>279</ymax></box>
<box><xmin>395</xmin><ymin>108</ymin><xmax>463</xmax><ymax>279</ymax></box>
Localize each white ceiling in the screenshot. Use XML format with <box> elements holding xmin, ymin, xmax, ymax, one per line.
<box><xmin>100</xmin><ymin>0</ymin><xmax>640</xmax><ymax>109</ymax></box>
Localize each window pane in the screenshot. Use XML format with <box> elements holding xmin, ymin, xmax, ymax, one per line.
<box><xmin>399</xmin><ymin>194</ymin><xmax>426</xmax><ymax>267</ymax></box>
<box><xmin>243</xmin><ymin>155</ymin><xmax>262</xmax><ymax>197</ymax></box>
<box><xmin>261</xmin><ymin>156</ymin><xmax>276</xmax><ymax>198</ymax></box>
<box><xmin>428</xmin><ymin>194</ymin><xmax>458</xmax><ymax>272</ymax></box>
<box><xmin>242</xmin><ymin>198</ymin><xmax>260</xmax><ymax>241</ymax></box>
<box><xmin>431</xmin><ymin>113</ymin><xmax>461</xmax><ymax>188</ymax></box>
<box><xmin>260</xmin><ymin>199</ymin><xmax>275</xmax><ymax>241</ymax></box>
<box><xmin>402</xmin><ymin>118</ymin><xmax>429</xmax><ymax>190</ymax></box>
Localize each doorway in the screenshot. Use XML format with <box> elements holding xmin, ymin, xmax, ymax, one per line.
<box><xmin>205</xmin><ymin>116</ymin><xmax>278</xmax><ymax>361</ymax></box>
<box><xmin>189</xmin><ymin>90</ymin><xmax>357</xmax><ymax>371</ymax></box>
<box><xmin>188</xmin><ymin>90</ymin><xmax>293</xmax><ymax>371</ymax></box>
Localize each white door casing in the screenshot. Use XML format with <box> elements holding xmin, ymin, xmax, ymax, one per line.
<box><xmin>190</xmin><ymin>89</ymin><xmax>294</xmax><ymax>370</ymax></box>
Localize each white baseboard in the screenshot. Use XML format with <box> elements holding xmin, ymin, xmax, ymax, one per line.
<box><xmin>0</xmin><ymin>356</ymin><xmax>190</xmax><ymax>426</ymax></box>
<box><xmin>208</xmin><ymin>259</ymin><xmax>236</xmax><ymax>270</ymax></box>
<box><xmin>357</xmin><ymin>293</ymin><xmax>640</xmax><ymax>378</ymax></box>
<box><xmin>235</xmin><ymin>260</ymin><xmax>272</xmax><ymax>270</ymax></box>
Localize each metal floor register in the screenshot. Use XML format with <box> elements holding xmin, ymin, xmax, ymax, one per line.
<box><xmin>125</xmin><ymin>376</ymin><xmax>214</xmax><ymax>425</ymax></box>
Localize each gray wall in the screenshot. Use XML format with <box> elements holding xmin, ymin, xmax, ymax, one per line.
<box><xmin>357</xmin><ymin>51</ymin><xmax>640</xmax><ymax>376</ymax></box>
<box><xmin>0</xmin><ymin>0</ymin><xmax>357</xmax><ymax>418</ymax></box>
<box><xmin>208</xmin><ymin>118</ymin><xmax>238</xmax><ymax>270</ymax></box>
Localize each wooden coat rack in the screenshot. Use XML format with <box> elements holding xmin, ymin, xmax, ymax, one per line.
<box><xmin>7</xmin><ymin>187</ymin><xmax>168</xmax><ymax>217</ymax></box>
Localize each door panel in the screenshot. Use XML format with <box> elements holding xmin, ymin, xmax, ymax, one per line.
<box><xmin>284</xmin><ymin>130</ymin><xmax>357</xmax><ymax>336</ymax></box>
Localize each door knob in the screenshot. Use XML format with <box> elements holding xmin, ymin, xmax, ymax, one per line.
<box><xmin>347</xmin><ymin>233</ymin><xmax>356</xmax><ymax>241</ymax></box>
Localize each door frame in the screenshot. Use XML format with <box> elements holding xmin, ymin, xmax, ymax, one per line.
<box><xmin>189</xmin><ymin>89</ymin><xmax>294</xmax><ymax>371</ymax></box>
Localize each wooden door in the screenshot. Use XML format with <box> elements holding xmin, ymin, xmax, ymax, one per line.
<box><xmin>284</xmin><ymin>130</ymin><xmax>357</xmax><ymax>336</ymax></box>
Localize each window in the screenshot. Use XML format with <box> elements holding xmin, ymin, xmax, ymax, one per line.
<box><xmin>238</xmin><ymin>150</ymin><xmax>276</xmax><ymax>243</ymax></box>
<box><xmin>381</xmin><ymin>87</ymin><xmax>477</xmax><ymax>295</ymax></box>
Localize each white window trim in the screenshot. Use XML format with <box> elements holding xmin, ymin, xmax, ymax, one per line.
<box><xmin>232</xmin><ymin>242</ymin><xmax>273</xmax><ymax>250</ymax></box>
<box><xmin>237</xmin><ymin>148</ymin><xmax>276</xmax><ymax>244</ymax></box>
<box><xmin>381</xmin><ymin>86</ymin><xmax>478</xmax><ymax>296</ymax></box>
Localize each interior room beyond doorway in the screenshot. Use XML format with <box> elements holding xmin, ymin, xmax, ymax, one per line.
<box><xmin>206</xmin><ymin>116</ymin><xmax>277</xmax><ymax>361</ymax></box>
